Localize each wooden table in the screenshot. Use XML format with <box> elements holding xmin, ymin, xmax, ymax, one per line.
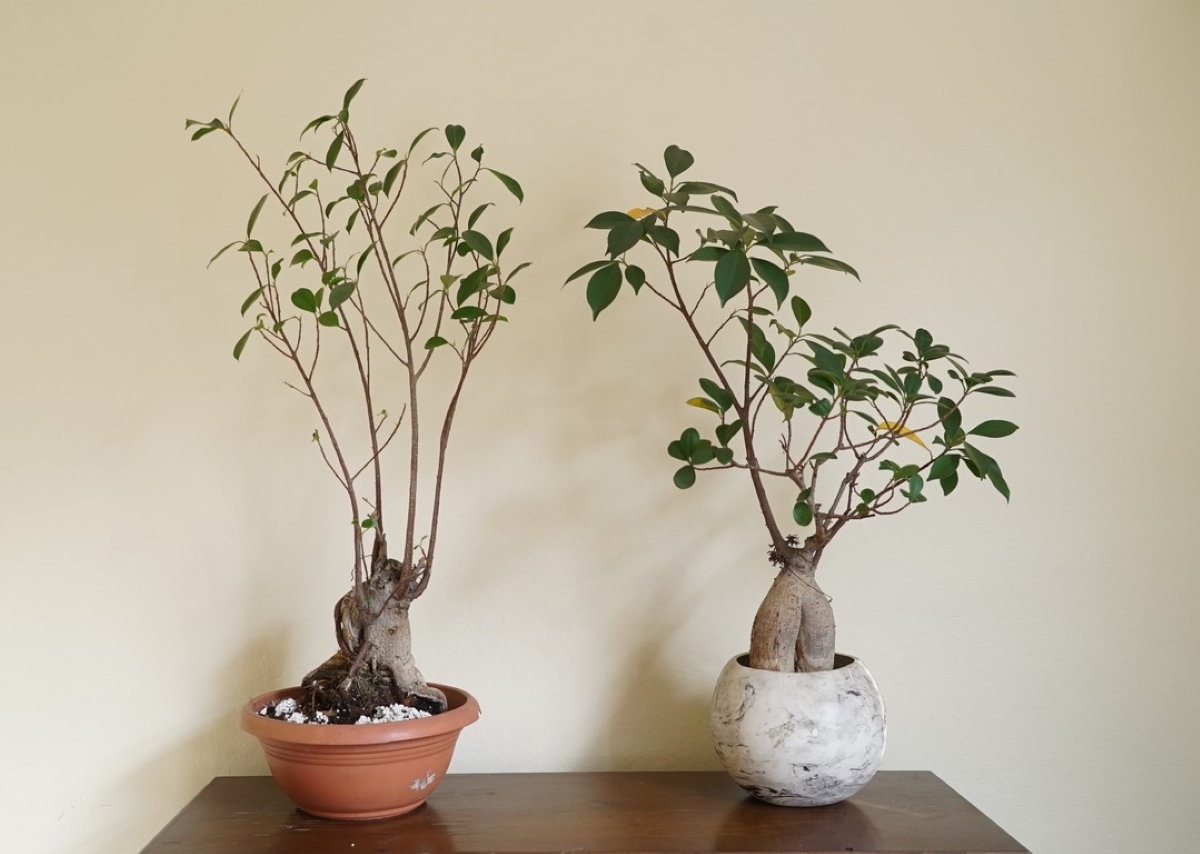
<box><xmin>139</xmin><ymin>771</ymin><xmax>1030</xmax><ymax>853</ymax></box>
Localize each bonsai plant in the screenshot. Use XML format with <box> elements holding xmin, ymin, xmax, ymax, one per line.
<box><xmin>569</xmin><ymin>145</ymin><xmax>1016</xmax><ymax>805</ymax></box>
<box><xmin>186</xmin><ymin>80</ymin><xmax>527</xmax><ymax>817</ymax></box>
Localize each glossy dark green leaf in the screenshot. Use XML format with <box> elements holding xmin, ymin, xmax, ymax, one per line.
<box><xmin>969</xmin><ymin>420</ymin><xmax>1019</xmax><ymax>439</ymax></box>
<box><xmin>714</xmin><ymin>246</ymin><xmax>750</xmax><ymax>305</ymax></box>
<box><xmin>383</xmin><ymin>161</ymin><xmax>404</xmax><ymax>195</ymax></box>
<box><xmin>675</xmin><ymin>181</ymin><xmax>739</xmax><ymax>200</ymax></box>
<box><xmin>639</xmin><ymin>169</ymin><xmax>665</xmax><ymax>196</ymax></box>
<box><xmin>425</xmin><ymin>336</ymin><xmax>449</xmax><ymax>349</ymax></box>
<box><xmin>699</xmin><ymin>378</ymin><xmax>734</xmax><ymax>411</ymax></box>
<box><xmin>770</xmin><ymin>232</ymin><xmax>830</xmax><ymax>252</ymax></box>
<box><xmin>711</xmin><ymin>194</ymin><xmax>741</xmax><ymax>226</ymax></box>
<box><xmin>496</xmin><ymin>227</ymin><xmax>513</xmax><ymax>257</ymax></box>
<box><xmin>452</xmin><ymin>305</ymin><xmax>488</xmax><ymax>321</ymax></box>
<box><xmin>673</xmin><ymin>465</ymin><xmax>697</xmax><ymax>489</ymax></box>
<box><xmin>751</xmin><ymin>257</ymin><xmax>789</xmax><ymax>305</ymax></box>
<box><xmin>791</xmin><ymin>295</ymin><xmax>812</xmax><ymax>328</ymax></box>
<box><xmin>625</xmin><ymin>265</ymin><xmax>646</xmax><ymax>292</ymax></box>
<box><xmin>467</xmin><ymin>203</ymin><xmax>493</xmax><ymax>230</ymax></box>
<box><xmin>689</xmin><ymin>245</ymin><xmax>727</xmax><ymax>262</ymax></box>
<box><xmin>291</xmin><ymin>248</ymin><xmax>315</xmax><ymax>267</ymax></box>
<box><xmin>715</xmin><ymin>419</ymin><xmax>743</xmax><ymax>447</ymax></box>
<box><xmin>470</xmin><ymin>144</ymin><xmax>484</xmax><ymax>163</ymax></box>
<box><xmin>585</xmin><ymin>211</ymin><xmax>634</xmax><ymax>230</ymax></box>
<box><xmin>586</xmin><ymin>263</ymin><xmax>622</xmax><ymax>319</ymax></box>
<box><xmin>566</xmin><ymin>258</ymin><xmax>617</xmax><ymax>284</ymax></box>
<box><xmin>318</xmin><ymin>311</ymin><xmax>340</xmax><ymax>328</ymax></box>
<box><xmin>793</xmin><ymin>498</ymin><xmax>813</xmax><ymax>527</ymax></box>
<box><xmin>974</xmin><ymin>386</ymin><xmax>1016</xmax><ymax>398</ymax></box>
<box><xmin>342</xmin><ymin>79</ymin><xmax>365</xmax><ymax>112</ymax></box>
<box><xmin>664</xmin><ymin>145</ymin><xmax>694</xmax><ymax>178</ymax></box>
<box><xmin>929</xmin><ymin>454</ymin><xmax>960</xmax><ymax>481</ymax></box>
<box><xmin>245</xmin><ymin>194</ymin><xmax>268</xmax><ymax>237</ymax></box>
<box><xmin>607</xmin><ymin>220</ymin><xmax>644</xmax><ymax>257</ymax></box>
<box><xmin>646</xmin><ymin>225</ymin><xmax>680</xmax><ymax>256</ymax></box>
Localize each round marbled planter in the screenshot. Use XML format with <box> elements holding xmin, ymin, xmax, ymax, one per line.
<box><xmin>711</xmin><ymin>653</ymin><xmax>886</xmax><ymax>807</ymax></box>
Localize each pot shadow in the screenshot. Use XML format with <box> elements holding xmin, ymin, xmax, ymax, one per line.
<box><xmin>712</xmin><ymin>794</ymin><xmax>883</xmax><ymax>849</ymax></box>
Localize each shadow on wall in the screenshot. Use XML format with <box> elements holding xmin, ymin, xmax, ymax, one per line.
<box><xmin>92</xmin><ymin>632</ymin><xmax>291</xmax><ymax>854</ymax></box>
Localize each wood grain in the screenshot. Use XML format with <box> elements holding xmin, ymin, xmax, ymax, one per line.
<box><xmin>140</xmin><ymin>771</ymin><xmax>1030</xmax><ymax>853</ymax></box>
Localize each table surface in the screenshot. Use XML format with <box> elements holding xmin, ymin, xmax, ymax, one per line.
<box><xmin>140</xmin><ymin>770</ymin><xmax>1030</xmax><ymax>854</ymax></box>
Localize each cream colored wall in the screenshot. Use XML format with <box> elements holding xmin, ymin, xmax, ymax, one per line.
<box><xmin>2</xmin><ymin>2</ymin><xmax>1197</xmax><ymax>851</ymax></box>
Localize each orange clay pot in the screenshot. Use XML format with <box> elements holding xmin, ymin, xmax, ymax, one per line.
<box><xmin>239</xmin><ymin>683</ymin><xmax>480</xmax><ymax>819</ymax></box>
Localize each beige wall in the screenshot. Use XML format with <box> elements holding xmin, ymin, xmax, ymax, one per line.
<box><xmin>3</xmin><ymin>2</ymin><xmax>1198</xmax><ymax>851</ymax></box>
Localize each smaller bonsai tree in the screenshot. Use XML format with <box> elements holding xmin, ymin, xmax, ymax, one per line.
<box><xmin>187</xmin><ymin>80</ymin><xmax>527</xmax><ymax>718</ymax></box>
<box><xmin>570</xmin><ymin>145</ymin><xmax>1016</xmax><ymax>673</ymax></box>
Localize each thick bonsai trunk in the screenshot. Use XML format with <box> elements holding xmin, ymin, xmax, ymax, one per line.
<box><xmin>300</xmin><ymin>556</ymin><xmax>448</xmax><ymax>720</ymax></box>
<box><xmin>748</xmin><ymin>546</ymin><xmax>836</xmax><ymax>672</ymax></box>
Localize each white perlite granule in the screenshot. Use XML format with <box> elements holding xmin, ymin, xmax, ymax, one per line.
<box><xmin>257</xmin><ymin>697</ymin><xmax>430</xmax><ymax>725</ymax></box>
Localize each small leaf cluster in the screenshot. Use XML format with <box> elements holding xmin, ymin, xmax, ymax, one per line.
<box><xmin>570</xmin><ymin>145</ymin><xmax>1017</xmax><ymax>552</ymax></box>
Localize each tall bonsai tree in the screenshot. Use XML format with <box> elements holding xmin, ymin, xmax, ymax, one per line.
<box><xmin>570</xmin><ymin>145</ymin><xmax>1016</xmax><ymax>673</ymax></box>
<box><xmin>188</xmin><ymin>80</ymin><xmax>527</xmax><ymax>717</ymax></box>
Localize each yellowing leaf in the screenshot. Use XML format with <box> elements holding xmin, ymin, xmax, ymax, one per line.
<box><xmin>875</xmin><ymin>421</ymin><xmax>928</xmax><ymax>450</ymax></box>
<box><xmin>686</xmin><ymin>397</ymin><xmax>722</xmax><ymax>415</ymax></box>
<box><xmin>627</xmin><ymin>207</ymin><xmax>660</xmax><ymax>220</ymax></box>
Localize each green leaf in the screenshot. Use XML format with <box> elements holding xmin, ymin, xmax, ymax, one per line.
<box><xmin>586</xmin><ymin>263</ymin><xmax>622</xmax><ymax>319</ymax></box>
<box><xmin>929</xmin><ymin>454</ymin><xmax>960</xmax><ymax>481</ymax></box>
<box><xmin>207</xmin><ymin>240</ymin><xmax>240</xmax><ymax>268</ymax></box>
<box><xmin>585</xmin><ymin>210</ymin><xmax>634</xmax><ymax>230</ymax></box>
<box><xmin>466</xmin><ymin>203</ymin><xmax>493</xmax><ymax>231</ymax></box>
<box><xmin>606</xmin><ymin>220</ymin><xmax>645</xmax><ymax>257</ymax></box>
<box><xmin>673</xmin><ymin>465</ymin><xmax>697</xmax><ymax>489</ymax></box>
<box><xmin>496</xmin><ymin>227</ymin><xmax>513</xmax><ymax>257</ymax></box>
<box><xmin>964</xmin><ymin>443</ymin><xmax>1011</xmax><ymax>501</ymax></box>
<box><xmin>457</xmin><ymin>267</ymin><xmax>490</xmax><ymax>305</ymax></box>
<box><xmin>689</xmin><ymin>245</ymin><xmax>727</xmax><ymax>263</ymax></box>
<box><xmin>664</xmin><ymin>145</ymin><xmax>695</xmax><ymax>178</ymax></box>
<box><xmin>751</xmin><ymin>257</ymin><xmax>789</xmax><ymax>305</ymax></box>
<box><xmin>383</xmin><ymin>161</ymin><xmax>404</xmax><ymax>196</ymax></box>
<box><xmin>484</xmin><ymin>168</ymin><xmax>524</xmax><ymax>202</ymax></box>
<box><xmin>939</xmin><ymin>471</ymin><xmax>960</xmax><ymax>496</ymax></box>
<box><xmin>566</xmin><ymin>258</ymin><xmax>616</xmax><ymax>284</ymax></box>
<box><xmin>298</xmin><ymin>114</ymin><xmax>336</xmax><ymax>137</ymax></box>
<box><xmin>470</xmin><ymin>144</ymin><xmax>484</xmax><ymax>163</ymax></box>
<box><xmin>238</xmin><ymin>239</ymin><xmax>264</xmax><ymax>254</ymax></box>
<box><xmin>232</xmin><ymin>329</ymin><xmax>253</xmax><ymax>361</ymax></box>
<box><xmin>715</xmin><ymin>419</ymin><xmax>743</xmax><ymax>447</ymax></box>
<box><xmin>793</xmin><ymin>498</ymin><xmax>813</xmax><ymax>526</ymax></box>
<box><xmin>425</xmin><ymin>336</ymin><xmax>449</xmax><ymax>349</ymax></box>
<box><xmin>291</xmin><ymin>248</ymin><xmax>315</xmax><ymax>267</ymax></box>
<box><xmin>444</xmin><ymin>124</ymin><xmax>466</xmax><ymax>151</ymax></box>
<box><xmin>711</xmin><ymin>194</ymin><xmax>742</xmax><ymax>226</ymax></box>
<box><xmin>639</xmin><ymin>169</ymin><xmax>665</xmax><ymax>196</ymax></box>
<box><xmin>452</xmin><ymin>305</ymin><xmax>488</xmax><ymax>321</ymax></box>
<box><xmin>490</xmin><ymin>284</ymin><xmax>517</xmax><ymax>304</ymax></box>
<box><xmin>974</xmin><ymin>386</ymin><xmax>1016</xmax><ymax>398</ymax></box>
<box><xmin>646</xmin><ymin>225</ymin><xmax>680</xmax><ymax>256</ymax></box>
<box><xmin>769</xmin><ymin>232</ymin><xmax>830</xmax><ymax>252</ymax></box>
<box><xmin>969</xmin><ymin>420</ymin><xmax>1019</xmax><ymax>439</ymax></box>
<box><xmin>318</xmin><ymin>311</ymin><xmax>340</xmax><ymax>328</ymax></box>
<box><xmin>699</xmin><ymin>378</ymin><xmax>734</xmax><ymax>411</ymax></box>
<box><xmin>324</xmin><ymin>132</ymin><xmax>344</xmax><ymax>170</ymax></box>
<box><xmin>791</xmin><ymin>295</ymin><xmax>812</xmax><ymax>328</ymax></box>
<box><xmin>329</xmin><ymin>281</ymin><xmax>356</xmax><ymax>310</ymax></box>
<box><xmin>290</xmin><ymin>288</ymin><xmax>317</xmax><ymax>312</ymax></box>
<box><xmin>624</xmin><ymin>265</ymin><xmax>646</xmax><ymax>292</ymax></box>
<box><xmin>798</xmin><ymin>255</ymin><xmax>860</xmax><ymax>280</ymax></box>
<box><xmin>714</xmin><ymin>246</ymin><xmax>751</xmax><ymax>305</ymax></box>
<box><xmin>245</xmin><ymin>194</ymin><xmax>268</xmax><ymax>237</ymax></box>
<box><xmin>675</xmin><ymin>181</ymin><xmax>739</xmax><ymax>200</ymax></box>
<box><xmin>240</xmin><ymin>288</ymin><xmax>263</xmax><ymax>316</ymax></box>
<box><xmin>342</xmin><ymin>78</ymin><xmax>366</xmax><ymax>113</ymax></box>
<box><xmin>462</xmin><ymin>230</ymin><xmax>495</xmax><ymax>261</ymax></box>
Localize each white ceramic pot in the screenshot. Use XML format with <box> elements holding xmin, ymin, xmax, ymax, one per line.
<box><xmin>711</xmin><ymin>653</ymin><xmax>886</xmax><ymax>806</ymax></box>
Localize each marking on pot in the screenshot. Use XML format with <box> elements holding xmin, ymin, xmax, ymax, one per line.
<box><xmin>410</xmin><ymin>770</ymin><xmax>437</xmax><ymax>791</ymax></box>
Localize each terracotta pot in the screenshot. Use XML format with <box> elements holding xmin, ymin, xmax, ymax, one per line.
<box><xmin>711</xmin><ymin>653</ymin><xmax>885</xmax><ymax>807</ymax></box>
<box><xmin>239</xmin><ymin>683</ymin><xmax>480</xmax><ymax>819</ymax></box>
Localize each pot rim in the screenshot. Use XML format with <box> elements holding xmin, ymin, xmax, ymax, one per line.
<box><xmin>730</xmin><ymin>652</ymin><xmax>864</xmax><ymax>673</ymax></box>
<box><xmin>239</xmin><ymin>682</ymin><xmax>480</xmax><ymax>746</ymax></box>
